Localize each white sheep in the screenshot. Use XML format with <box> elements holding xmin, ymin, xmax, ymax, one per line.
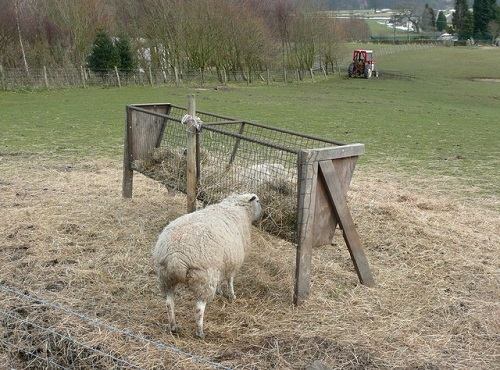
<box><xmin>152</xmin><ymin>193</ymin><xmax>262</xmax><ymax>338</ymax></box>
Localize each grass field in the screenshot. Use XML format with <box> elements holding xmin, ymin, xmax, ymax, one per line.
<box><xmin>1</xmin><ymin>46</ymin><xmax>499</xmax><ymax>200</ymax></box>
<box><xmin>1</xmin><ymin>46</ymin><xmax>499</xmax><ymax>369</ymax></box>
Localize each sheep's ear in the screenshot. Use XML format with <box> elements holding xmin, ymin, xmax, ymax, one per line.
<box><xmin>249</xmin><ymin>195</ymin><xmax>256</xmax><ymax>202</ymax></box>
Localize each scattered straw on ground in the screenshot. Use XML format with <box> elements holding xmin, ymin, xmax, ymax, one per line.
<box><xmin>0</xmin><ymin>154</ymin><xmax>498</xmax><ymax>369</ymax></box>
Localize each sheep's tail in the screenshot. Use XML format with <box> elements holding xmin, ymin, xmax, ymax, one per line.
<box><xmin>154</xmin><ymin>251</ymin><xmax>189</xmax><ymax>295</ymax></box>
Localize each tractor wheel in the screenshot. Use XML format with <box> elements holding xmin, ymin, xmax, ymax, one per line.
<box><xmin>364</xmin><ymin>68</ymin><xmax>372</xmax><ymax>79</ymax></box>
<box><xmin>348</xmin><ymin>63</ymin><xmax>354</xmax><ymax>77</ymax></box>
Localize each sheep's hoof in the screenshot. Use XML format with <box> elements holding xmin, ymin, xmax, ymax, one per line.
<box><xmin>226</xmin><ymin>293</ymin><xmax>236</xmax><ymax>302</ymax></box>
<box><xmin>195</xmin><ymin>329</ymin><xmax>205</xmax><ymax>339</ymax></box>
<box><xmin>170</xmin><ymin>324</ymin><xmax>180</xmax><ymax>334</ymax></box>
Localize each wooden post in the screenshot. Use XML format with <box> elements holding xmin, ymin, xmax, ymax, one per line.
<box><xmin>266</xmin><ymin>68</ymin><xmax>270</xmax><ymax>85</ymax></box>
<box><xmin>0</xmin><ymin>64</ymin><xmax>5</xmax><ymax>90</ymax></box>
<box><xmin>162</xmin><ymin>69</ymin><xmax>167</xmax><ymax>84</ymax></box>
<box><xmin>222</xmin><ymin>68</ymin><xmax>227</xmax><ymax>85</ymax></box>
<box><xmin>186</xmin><ymin>95</ymin><xmax>198</xmax><ymax>213</ymax></box>
<box><xmin>294</xmin><ymin>150</ymin><xmax>319</xmax><ymax>305</ymax></box>
<box><xmin>283</xmin><ymin>68</ymin><xmax>287</xmax><ymax>83</ymax></box>
<box><xmin>122</xmin><ymin>106</ymin><xmax>134</xmax><ymax>198</ymax></box>
<box><xmin>80</xmin><ymin>66</ymin><xmax>86</xmax><ymax>88</ymax></box>
<box><xmin>148</xmin><ymin>66</ymin><xmax>153</xmax><ymax>86</ymax></box>
<box><xmin>295</xmin><ymin>69</ymin><xmax>299</xmax><ymax>81</ymax></box>
<box><xmin>318</xmin><ymin>160</ymin><xmax>375</xmax><ymax>287</ymax></box>
<box><xmin>174</xmin><ymin>66</ymin><xmax>179</xmax><ymax>87</ymax></box>
<box><xmin>43</xmin><ymin>66</ymin><xmax>49</xmax><ymax>88</ymax></box>
<box><xmin>114</xmin><ymin>66</ymin><xmax>121</xmax><ymax>88</ymax></box>
<box><xmin>310</xmin><ymin>68</ymin><xmax>314</xmax><ymax>82</ymax></box>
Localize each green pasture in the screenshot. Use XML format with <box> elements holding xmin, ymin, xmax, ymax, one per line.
<box><xmin>1</xmin><ymin>46</ymin><xmax>498</xmax><ymax>199</ymax></box>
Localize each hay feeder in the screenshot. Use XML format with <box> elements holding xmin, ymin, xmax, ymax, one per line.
<box><xmin>122</xmin><ymin>96</ymin><xmax>374</xmax><ymax>304</ymax></box>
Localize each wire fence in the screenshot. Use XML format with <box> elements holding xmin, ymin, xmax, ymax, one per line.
<box><xmin>0</xmin><ymin>66</ymin><xmax>333</xmax><ymax>91</ymax></box>
<box><xmin>0</xmin><ymin>43</ymin><xmax>441</xmax><ymax>91</ymax></box>
<box><xmin>0</xmin><ymin>282</ymin><xmax>232</xmax><ymax>370</ymax></box>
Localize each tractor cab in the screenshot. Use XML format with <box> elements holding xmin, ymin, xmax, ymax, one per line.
<box><xmin>348</xmin><ymin>49</ymin><xmax>378</xmax><ymax>79</ymax></box>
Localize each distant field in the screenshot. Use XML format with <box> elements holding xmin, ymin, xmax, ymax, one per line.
<box><xmin>366</xmin><ymin>19</ymin><xmax>408</xmax><ymax>36</ymax></box>
<box><xmin>1</xmin><ymin>46</ymin><xmax>499</xmax><ymax>200</ymax></box>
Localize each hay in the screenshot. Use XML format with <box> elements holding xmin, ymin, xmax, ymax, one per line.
<box><xmin>133</xmin><ymin>147</ymin><xmax>298</xmax><ymax>241</ymax></box>
<box><xmin>0</xmin><ymin>154</ymin><xmax>499</xmax><ymax>369</ymax></box>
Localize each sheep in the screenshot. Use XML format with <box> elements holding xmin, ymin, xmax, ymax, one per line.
<box><xmin>152</xmin><ymin>193</ymin><xmax>262</xmax><ymax>338</ymax></box>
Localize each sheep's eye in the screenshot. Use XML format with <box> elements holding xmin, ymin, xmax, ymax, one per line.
<box><xmin>249</xmin><ymin>195</ymin><xmax>257</xmax><ymax>202</ymax></box>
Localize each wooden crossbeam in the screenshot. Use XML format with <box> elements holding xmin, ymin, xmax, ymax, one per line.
<box><xmin>318</xmin><ymin>160</ymin><xmax>374</xmax><ymax>287</ymax></box>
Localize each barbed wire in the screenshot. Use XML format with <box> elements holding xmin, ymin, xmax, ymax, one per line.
<box><xmin>0</xmin><ymin>307</ymin><xmax>144</xmax><ymax>369</ymax></box>
<box><xmin>0</xmin><ymin>282</ymin><xmax>233</xmax><ymax>370</ymax></box>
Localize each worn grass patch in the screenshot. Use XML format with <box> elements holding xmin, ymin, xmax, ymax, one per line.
<box><xmin>0</xmin><ymin>155</ymin><xmax>498</xmax><ymax>369</ymax></box>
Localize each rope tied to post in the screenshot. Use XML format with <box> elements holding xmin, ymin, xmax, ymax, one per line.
<box><xmin>181</xmin><ymin>114</ymin><xmax>203</xmax><ymax>132</ymax></box>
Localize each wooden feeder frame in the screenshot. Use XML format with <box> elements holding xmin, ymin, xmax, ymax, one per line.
<box><xmin>122</xmin><ymin>97</ymin><xmax>374</xmax><ymax>305</ymax></box>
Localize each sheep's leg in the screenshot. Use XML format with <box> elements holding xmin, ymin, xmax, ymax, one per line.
<box><xmin>195</xmin><ymin>300</ymin><xmax>207</xmax><ymax>339</ymax></box>
<box><xmin>226</xmin><ymin>276</ymin><xmax>236</xmax><ymax>301</ymax></box>
<box><xmin>189</xmin><ymin>269</ymin><xmax>218</xmax><ymax>338</ymax></box>
<box><xmin>165</xmin><ymin>291</ymin><xmax>179</xmax><ymax>333</ymax></box>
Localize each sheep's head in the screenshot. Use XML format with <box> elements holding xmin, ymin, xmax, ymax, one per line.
<box><xmin>223</xmin><ymin>193</ymin><xmax>262</xmax><ymax>223</ymax></box>
<box><xmin>247</xmin><ymin>194</ymin><xmax>262</xmax><ymax>223</ymax></box>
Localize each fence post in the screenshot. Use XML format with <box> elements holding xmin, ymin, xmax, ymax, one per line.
<box><xmin>222</xmin><ymin>68</ymin><xmax>227</xmax><ymax>85</ymax></box>
<box><xmin>0</xmin><ymin>64</ymin><xmax>5</xmax><ymax>90</ymax></box>
<box><xmin>309</xmin><ymin>68</ymin><xmax>314</xmax><ymax>82</ymax></box>
<box><xmin>80</xmin><ymin>66</ymin><xmax>86</xmax><ymax>88</ymax></box>
<box><xmin>122</xmin><ymin>106</ymin><xmax>134</xmax><ymax>198</ymax></box>
<box><xmin>266</xmin><ymin>68</ymin><xmax>270</xmax><ymax>85</ymax></box>
<box><xmin>283</xmin><ymin>68</ymin><xmax>287</xmax><ymax>83</ymax></box>
<box><xmin>43</xmin><ymin>66</ymin><xmax>49</xmax><ymax>88</ymax></box>
<box><xmin>186</xmin><ymin>95</ymin><xmax>198</xmax><ymax>213</ymax></box>
<box><xmin>115</xmin><ymin>66</ymin><xmax>122</xmax><ymax>88</ymax></box>
<box><xmin>174</xmin><ymin>66</ymin><xmax>179</xmax><ymax>87</ymax></box>
<box><xmin>148</xmin><ymin>66</ymin><xmax>154</xmax><ymax>86</ymax></box>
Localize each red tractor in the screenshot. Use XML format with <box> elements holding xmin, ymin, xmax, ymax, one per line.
<box><xmin>348</xmin><ymin>49</ymin><xmax>378</xmax><ymax>79</ymax></box>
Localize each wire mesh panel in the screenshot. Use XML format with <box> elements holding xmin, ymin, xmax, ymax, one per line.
<box><xmin>126</xmin><ymin>103</ymin><xmax>345</xmax><ymax>243</ymax></box>
<box><xmin>200</xmin><ymin>126</ymin><xmax>299</xmax><ymax>242</ymax></box>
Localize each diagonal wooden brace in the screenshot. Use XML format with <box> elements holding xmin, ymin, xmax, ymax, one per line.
<box><xmin>318</xmin><ymin>160</ymin><xmax>374</xmax><ymax>287</ymax></box>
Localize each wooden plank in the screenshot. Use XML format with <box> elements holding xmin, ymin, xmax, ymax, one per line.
<box><xmin>186</xmin><ymin>95</ymin><xmax>197</xmax><ymax>213</ymax></box>
<box><xmin>122</xmin><ymin>106</ymin><xmax>133</xmax><ymax>198</ymax></box>
<box><xmin>294</xmin><ymin>150</ymin><xmax>319</xmax><ymax>305</ymax></box>
<box><xmin>130</xmin><ymin>106</ymin><xmax>168</xmax><ymax>161</ymax></box>
<box><xmin>319</xmin><ymin>160</ymin><xmax>375</xmax><ymax>287</ymax></box>
<box><xmin>312</xmin><ymin>156</ymin><xmax>357</xmax><ymax>247</ymax></box>
<box><xmin>302</xmin><ymin>144</ymin><xmax>364</xmax><ymax>161</ymax></box>
<box><xmin>155</xmin><ymin>105</ymin><xmax>172</xmax><ymax>148</ymax></box>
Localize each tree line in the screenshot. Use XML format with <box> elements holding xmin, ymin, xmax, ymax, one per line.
<box><xmin>0</xmin><ymin>0</ymin><xmax>372</xmax><ymax>78</ymax></box>
<box><xmin>446</xmin><ymin>0</ymin><xmax>500</xmax><ymax>40</ymax></box>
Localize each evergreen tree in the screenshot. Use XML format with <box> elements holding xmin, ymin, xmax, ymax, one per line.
<box><xmin>115</xmin><ymin>36</ymin><xmax>136</xmax><ymax>73</ymax></box>
<box><xmin>87</xmin><ymin>31</ymin><xmax>118</xmax><ymax>75</ymax></box>
<box><xmin>453</xmin><ymin>0</ymin><xmax>474</xmax><ymax>39</ymax></box>
<box><xmin>473</xmin><ymin>0</ymin><xmax>497</xmax><ymax>39</ymax></box>
<box><xmin>421</xmin><ymin>4</ymin><xmax>436</xmax><ymax>31</ymax></box>
<box><xmin>436</xmin><ymin>11</ymin><xmax>448</xmax><ymax>31</ymax></box>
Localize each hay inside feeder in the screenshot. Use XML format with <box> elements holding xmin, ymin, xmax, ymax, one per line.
<box><xmin>134</xmin><ymin>148</ymin><xmax>298</xmax><ymax>242</ymax></box>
